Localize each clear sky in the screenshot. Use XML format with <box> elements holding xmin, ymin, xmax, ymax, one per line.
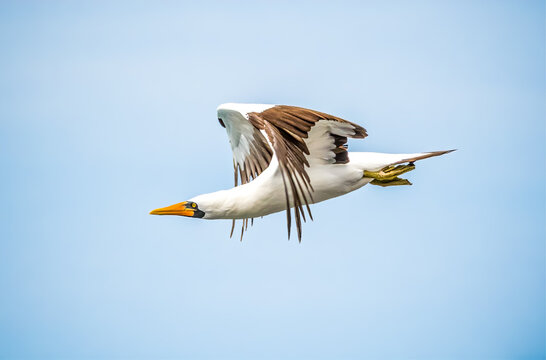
<box><xmin>1</xmin><ymin>1</ymin><xmax>544</xmax><ymax>359</ymax></box>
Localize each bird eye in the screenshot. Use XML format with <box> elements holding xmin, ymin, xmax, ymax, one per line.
<box><xmin>218</xmin><ymin>118</ymin><xmax>226</xmax><ymax>128</ymax></box>
<box><xmin>191</xmin><ymin>203</ymin><xmax>197</xmax><ymax>208</ymax></box>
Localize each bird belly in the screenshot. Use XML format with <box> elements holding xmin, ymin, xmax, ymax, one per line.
<box><xmin>227</xmin><ymin>164</ymin><xmax>368</xmax><ymax>219</ymax></box>
<box><xmin>306</xmin><ymin>164</ymin><xmax>370</xmax><ymax>203</ymax></box>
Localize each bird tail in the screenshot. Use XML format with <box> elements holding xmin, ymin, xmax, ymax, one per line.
<box><xmin>350</xmin><ymin>150</ymin><xmax>455</xmax><ymax>171</ymax></box>
<box><xmin>349</xmin><ymin>150</ymin><xmax>455</xmax><ymax>187</ymax></box>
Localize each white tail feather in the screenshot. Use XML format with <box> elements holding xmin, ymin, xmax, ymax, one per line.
<box><xmin>349</xmin><ymin>150</ymin><xmax>455</xmax><ymax>172</ymax></box>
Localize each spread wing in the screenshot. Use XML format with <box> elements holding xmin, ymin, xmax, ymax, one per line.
<box><xmin>217</xmin><ymin>104</ymin><xmax>274</xmax><ymax>239</ymax></box>
<box><xmin>218</xmin><ymin>107</ymin><xmax>273</xmax><ymax>186</ymax></box>
<box><xmin>217</xmin><ymin>104</ymin><xmax>367</xmax><ymax>241</ymax></box>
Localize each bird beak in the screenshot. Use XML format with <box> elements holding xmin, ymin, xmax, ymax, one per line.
<box><xmin>149</xmin><ymin>201</ymin><xmax>195</xmax><ymax>217</ymax></box>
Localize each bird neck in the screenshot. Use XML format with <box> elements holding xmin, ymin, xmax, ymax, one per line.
<box><xmin>190</xmin><ymin>173</ymin><xmax>285</xmax><ymax>220</ymax></box>
<box><xmin>190</xmin><ymin>184</ymin><xmax>258</xmax><ymax>219</ymax></box>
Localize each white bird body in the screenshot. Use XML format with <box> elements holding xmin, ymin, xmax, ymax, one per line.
<box><xmin>191</xmin><ymin>151</ymin><xmax>434</xmax><ymax>220</ymax></box>
<box><xmin>151</xmin><ymin>103</ymin><xmax>453</xmax><ymax>240</ymax></box>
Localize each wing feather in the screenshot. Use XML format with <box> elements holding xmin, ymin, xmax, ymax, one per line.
<box><xmin>218</xmin><ymin>104</ymin><xmax>367</xmax><ymax>241</ymax></box>
<box><xmin>248</xmin><ymin>105</ymin><xmax>367</xmax><ymax>241</ymax></box>
<box><xmin>218</xmin><ymin>106</ymin><xmax>274</xmax><ymax>240</ymax></box>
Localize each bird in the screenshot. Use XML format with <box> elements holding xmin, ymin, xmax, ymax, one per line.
<box><xmin>150</xmin><ymin>103</ymin><xmax>454</xmax><ymax>241</ymax></box>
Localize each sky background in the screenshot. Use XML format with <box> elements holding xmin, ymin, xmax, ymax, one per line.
<box><xmin>1</xmin><ymin>1</ymin><xmax>544</xmax><ymax>359</ymax></box>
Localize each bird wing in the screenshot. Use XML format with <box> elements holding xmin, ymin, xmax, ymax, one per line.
<box><xmin>218</xmin><ymin>104</ymin><xmax>367</xmax><ymax>241</ymax></box>
<box><xmin>217</xmin><ymin>104</ymin><xmax>275</xmax><ymax>239</ymax></box>
<box><xmin>248</xmin><ymin>105</ymin><xmax>367</xmax><ymax>240</ymax></box>
<box><xmin>218</xmin><ymin>106</ymin><xmax>274</xmax><ymax>186</ymax></box>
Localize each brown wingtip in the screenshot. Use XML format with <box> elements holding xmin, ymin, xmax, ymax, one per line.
<box><xmin>352</xmin><ymin>126</ymin><xmax>368</xmax><ymax>139</ymax></box>
<box><xmin>425</xmin><ymin>149</ymin><xmax>457</xmax><ymax>157</ymax></box>
<box><xmin>392</xmin><ymin>149</ymin><xmax>456</xmax><ymax>165</ymax></box>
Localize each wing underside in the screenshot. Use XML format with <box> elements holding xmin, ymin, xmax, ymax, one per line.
<box><xmin>219</xmin><ymin>104</ymin><xmax>367</xmax><ymax>241</ymax></box>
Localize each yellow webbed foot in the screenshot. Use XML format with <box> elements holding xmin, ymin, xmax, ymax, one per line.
<box><xmin>370</xmin><ymin>178</ymin><xmax>412</xmax><ymax>187</ymax></box>
<box><xmin>363</xmin><ymin>163</ymin><xmax>415</xmax><ymax>181</ymax></box>
<box><xmin>364</xmin><ymin>163</ymin><xmax>415</xmax><ymax>187</ymax></box>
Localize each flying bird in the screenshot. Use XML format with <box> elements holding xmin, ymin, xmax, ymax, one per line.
<box><xmin>150</xmin><ymin>103</ymin><xmax>454</xmax><ymax>241</ymax></box>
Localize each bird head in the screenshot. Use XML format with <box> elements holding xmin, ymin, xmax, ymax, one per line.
<box><xmin>149</xmin><ymin>201</ymin><xmax>205</xmax><ymax>218</ymax></box>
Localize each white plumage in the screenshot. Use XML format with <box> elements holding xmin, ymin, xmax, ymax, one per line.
<box><xmin>151</xmin><ymin>103</ymin><xmax>453</xmax><ymax>241</ymax></box>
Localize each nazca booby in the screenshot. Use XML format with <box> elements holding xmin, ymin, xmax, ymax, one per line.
<box><xmin>151</xmin><ymin>103</ymin><xmax>454</xmax><ymax>241</ymax></box>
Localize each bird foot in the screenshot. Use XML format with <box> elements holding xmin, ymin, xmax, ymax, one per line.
<box><xmin>364</xmin><ymin>164</ymin><xmax>415</xmax><ymax>187</ymax></box>
<box><xmin>364</xmin><ymin>164</ymin><xmax>415</xmax><ymax>181</ymax></box>
<box><xmin>370</xmin><ymin>177</ymin><xmax>412</xmax><ymax>187</ymax></box>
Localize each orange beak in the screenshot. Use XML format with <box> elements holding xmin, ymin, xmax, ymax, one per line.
<box><xmin>149</xmin><ymin>201</ymin><xmax>195</xmax><ymax>217</ymax></box>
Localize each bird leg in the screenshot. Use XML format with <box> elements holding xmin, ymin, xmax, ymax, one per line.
<box><xmin>364</xmin><ymin>163</ymin><xmax>415</xmax><ymax>187</ymax></box>
<box><xmin>370</xmin><ymin>178</ymin><xmax>412</xmax><ymax>187</ymax></box>
<box><xmin>364</xmin><ymin>163</ymin><xmax>415</xmax><ymax>181</ymax></box>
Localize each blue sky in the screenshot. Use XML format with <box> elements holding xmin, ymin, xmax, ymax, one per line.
<box><xmin>0</xmin><ymin>1</ymin><xmax>544</xmax><ymax>359</ymax></box>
